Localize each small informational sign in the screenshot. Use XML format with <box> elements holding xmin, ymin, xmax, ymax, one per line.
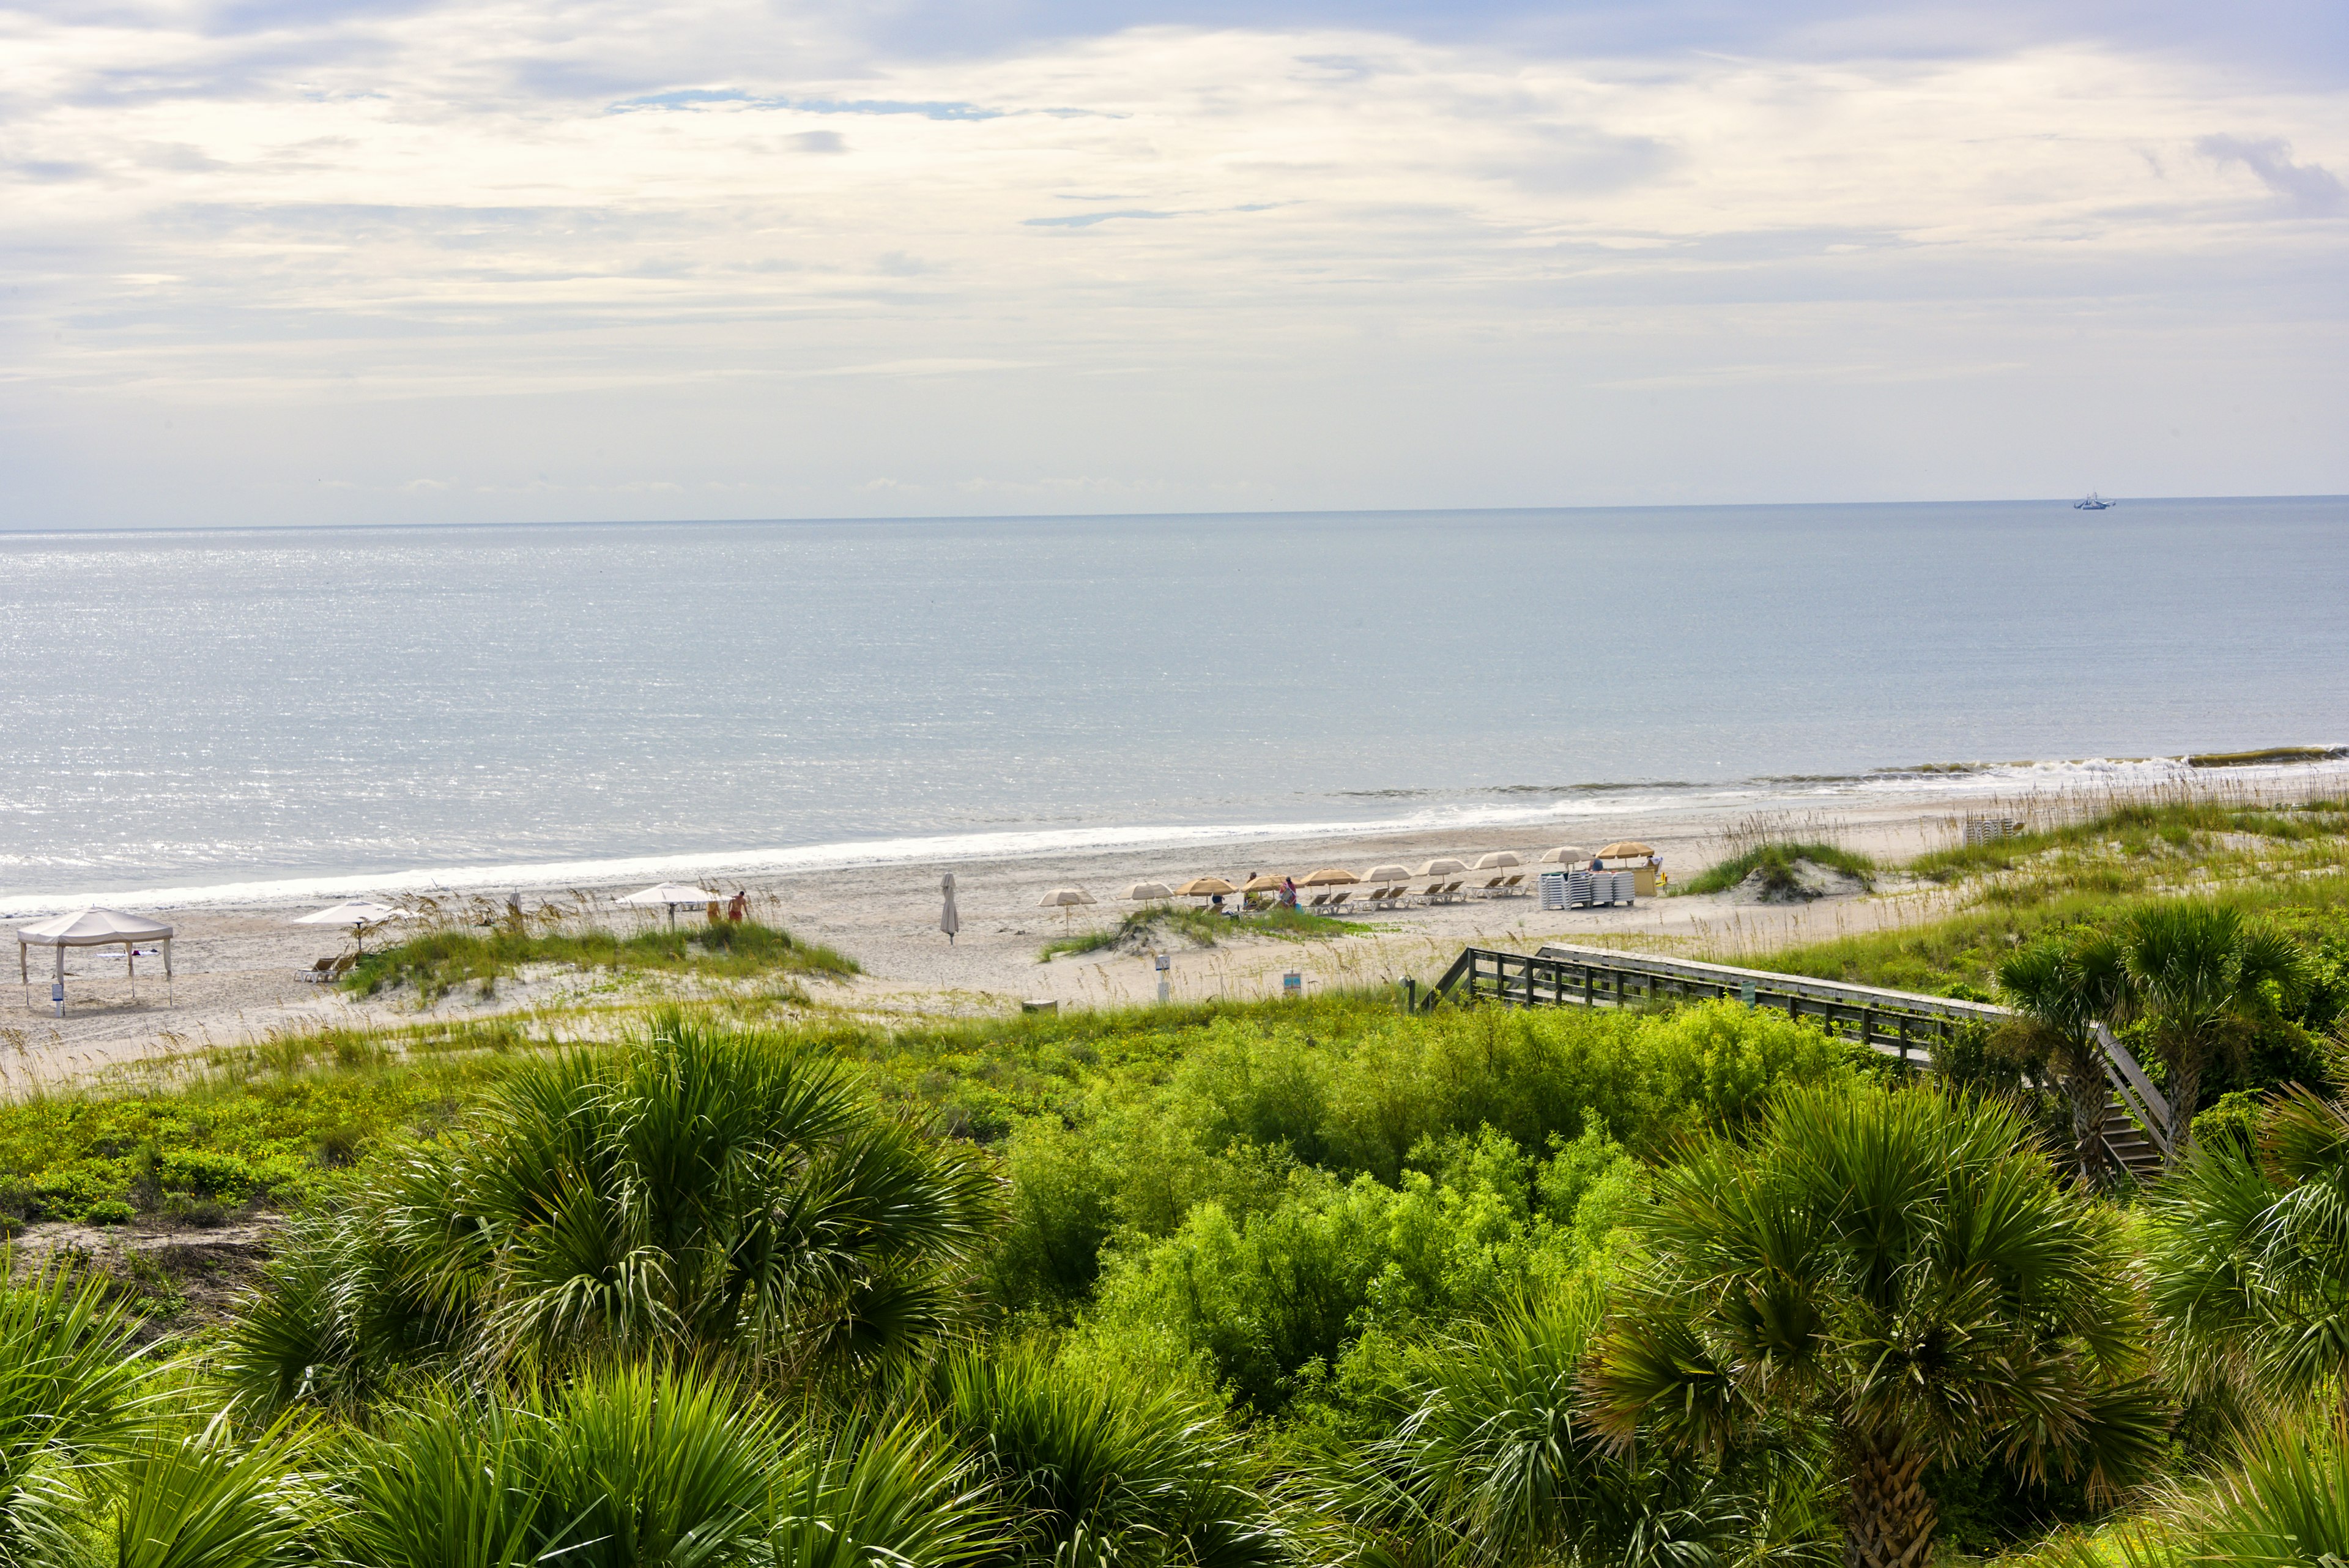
<box><xmin>1283</xmin><ymin>971</ymin><xmax>1302</xmax><ymax>998</ymax></box>
<box><xmin>1739</xmin><ymin>979</ymin><xmax>1756</xmax><ymax>1007</ymax></box>
<box><xmin>1154</xmin><ymin>953</ymin><xmax>1171</xmax><ymax>972</ymax></box>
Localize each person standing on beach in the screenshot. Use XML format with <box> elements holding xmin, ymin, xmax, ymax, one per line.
<box><xmin>726</xmin><ymin>890</ymin><xmax>747</xmax><ymax>923</ymax></box>
<box><xmin>1281</xmin><ymin>876</ymin><xmax>1297</xmax><ymax>909</ymax></box>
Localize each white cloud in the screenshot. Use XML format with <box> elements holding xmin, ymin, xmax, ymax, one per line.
<box><xmin>0</xmin><ymin>7</ymin><xmax>2343</xmax><ymax>522</ymax></box>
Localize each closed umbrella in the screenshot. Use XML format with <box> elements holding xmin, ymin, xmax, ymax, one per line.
<box><xmin>17</xmin><ymin>907</ymin><xmax>174</xmax><ymax>1014</ymax></box>
<box><xmin>293</xmin><ymin>901</ymin><xmax>410</xmax><ymax>954</ymax></box>
<box><xmin>940</xmin><ymin>873</ymin><xmax>960</xmax><ymax>945</ymax></box>
<box><xmin>618</xmin><ymin>882</ymin><xmax>714</xmax><ymax>927</ymax></box>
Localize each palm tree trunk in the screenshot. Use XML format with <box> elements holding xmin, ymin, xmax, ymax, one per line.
<box><xmin>2058</xmin><ymin>1042</ymin><xmax>2116</xmax><ymax>1189</ymax></box>
<box><xmin>2168</xmin><ymin>1046</ymin><xmax>2204</xmax><ymax>1156</ymax></box>
<box><xmin>1843</xmin><ymin>1438</ymin><xmax>1937</xmax><ymax>1568</ymax></box>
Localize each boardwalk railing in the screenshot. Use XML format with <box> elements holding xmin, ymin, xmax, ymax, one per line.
<box><xmin>1420</xmin><ymin>943</ymin><xmax>2173</xmax><ymax>1173</ymax></box>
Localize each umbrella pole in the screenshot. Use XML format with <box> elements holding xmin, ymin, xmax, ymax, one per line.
<box><xmin>55</xmin><ymin>942</ymin><xmax>64</xmax><ymax>1018</ymax></box>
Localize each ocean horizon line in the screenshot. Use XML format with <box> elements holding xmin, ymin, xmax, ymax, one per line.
<box><xmin>6</xmin><ymin>491</ymin><xmax>2347</xmax><ymax>540</ymax></box>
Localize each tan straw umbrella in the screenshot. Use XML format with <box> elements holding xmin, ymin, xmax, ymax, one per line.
<box><xmin>1597</xmin><ymin>841</ymin><xmax>1655</xmax><ymax>861</ymax></box>
<box><xmin>1173</xmin><ymin>877</ymin><xmax>1236</xmax><ymax>899</ymax></box>
<box><xmin>1299</xmin><ymin>867</ymin><xmax>1360</xmax><ymax>886</ymax></box>
<box><xmin>1039</xmin><ymin>886</ymin><xmax>1097</xmax><ymax>934</ymax></box>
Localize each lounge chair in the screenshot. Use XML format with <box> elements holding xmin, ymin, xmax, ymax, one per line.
<box><xmin>299</xmin><ymin>956</ymin><xmax>334</xmax><ymax>983</ymax></box>
<box><xmin>1325</xmin><ymin>890</ymin><xmax>1351</xmax><ymax>912</ymax></box>
<box><xmin>1442</xmin><ymin>880</ymin><xmax>1464</xmax><ymax>899</ymax></box>
<box><xmin>1479</xmin><ymin>876</ymin><xmax>1505</xmax><ymax>894</ymax></box>
<box><xmin>1417</xmin><ymin>881</ymin><xmax>1444</xmax><ymax>901</ymax></box>
<box><xmin>1307</xmin><ymin>892</ymin><xmax>1330</xmax><ymax>908</ymax></box>
<box><xmin>328</xmin><ymin>952</ymin><xmax>357</xmax><ymax>979</ymax></box>
<box><xmin>1502</xmin><ymin>874</ymin><xmax>1524</xmax><ymax>892</ymax></box>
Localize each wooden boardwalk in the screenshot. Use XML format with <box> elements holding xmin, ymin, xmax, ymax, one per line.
<box><xmin>1422</xmin><ymin>942</ymin><xmax>2173</xmax><ymax>1180</ymax></box>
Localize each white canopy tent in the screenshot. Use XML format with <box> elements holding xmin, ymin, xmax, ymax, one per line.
<box><xmin>17</xmin><ymin>908</ymin><xmax>174</xmax><ymax>1014</ymax></box>
<box><xmin>617</xmin><ymin>882</ymin><xmax>716</xmax><ymax>927</ymax></box>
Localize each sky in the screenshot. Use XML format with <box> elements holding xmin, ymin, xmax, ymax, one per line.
<box><xmin>2</xmin><ymin>0</ymin><xmax>2344</xmax><ymax>526</ymax></box>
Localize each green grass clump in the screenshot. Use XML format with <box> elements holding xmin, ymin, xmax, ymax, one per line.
<box><xmin>1674</xmin><ymin>841</ymin><xmax>1877</xmax><ymax>897</ymax></box>
<box><xmin>0</xmin><ymin>1040</ymin><xmax>525</xmax><ymax>1228</ymax></box>
<box><xmin>1039</xmin><ymin>904</ymin><xmax>1367</xmax><ymax>962</ymax></box>
<box><xmin>1909</xmin><ymin>798</ymin><xmax>2349</xmax><ymax>884</ymax></box>
<box><xmin>344</xmin><ymin>918</ymin><xmax>857</xmax><ymax>1002</ymax></box>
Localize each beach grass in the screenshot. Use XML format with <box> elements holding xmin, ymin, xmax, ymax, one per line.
<box><xmin>344</xmin><ymin>918</ymin><xmax>858</xmax><ymax>1003</ymax></box>
<box><xmin>1739</xmin><ymin>866</ymin><xmax>2349</xmax><ymax>997</ymax></box>
<box><xmin>1039</xmin><ymin>903</ymin><xmax>1371</xmax><ymax>961</ymax></box>
<box><xmin>1907</xmin><ymin>796</ymin><xmax>2349</xmax><ymax>884</ymax></box>
<box><xmin>1674</xmin><ymin>840</ymin><xmax>1878</xmax><ymax>897</ymax></box>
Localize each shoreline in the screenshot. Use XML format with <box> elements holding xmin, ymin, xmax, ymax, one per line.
<box><xmin>8</xmin><ymin>751</ymin><xmax>2346</xmax><ymax>922</ymax></box>
<box><xmin>5</xmin><ymin>763</ymin><xmax>2342</xmax><ymax>1085</ymax></box>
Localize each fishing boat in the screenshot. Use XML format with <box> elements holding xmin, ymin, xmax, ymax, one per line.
<box><xmin>2074</xmin><ymin>492</ymin><xmax>2114</xmax><ymax>510</ymax></box>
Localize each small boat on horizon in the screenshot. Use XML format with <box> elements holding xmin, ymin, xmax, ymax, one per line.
<box><xmin>2074</xmin><ymin>492</ymin><xmax>2114</xmax><ymax>510</ymax></box>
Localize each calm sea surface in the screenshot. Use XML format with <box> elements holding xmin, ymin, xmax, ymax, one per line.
<box><xmin>4</xmin><ymin>499</ymin><xmax>2346</xmax><ymax>905</ymax></box>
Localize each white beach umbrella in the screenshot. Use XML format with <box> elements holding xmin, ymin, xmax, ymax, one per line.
<box><xmin>1539</xmin><ymin>846</ymin><xmax>1591</xmax><ymax>864</ymax></box>
<box><xmin>940</xmin><ymin>873</ymin><xmax>960</xmax><ymax>945</ymax></box>
<box><xmin>618</xmin><ymin>882</ymin><xmax>714</xmax><ymax>926</ymax></box>
<box><xmin>1419</xmin><ymin>858</ymin><xmax>1469</xmax><ymax>877</ymax></box>
<box><xmin>1474</xmin><ymin>852</ymin><xmax>1523</xmax><ymax>870</ymax></box>
<box><xmin>1039</xmin><ymin>886</ymin><xmax>1096</xmax><ymax>934</ymax></box>
<box><xmin>1126</xmin><ymin>882</ymin><xmax>1173</xmax><ymax>902</ymax></box>
<box><xmin>1363</xmin><ymin>864</ymin><xmax>1412</xmax><ymax>883</ymax></box>
<box><xmin>294</xmin><ymin>901</ymin><xmax>411</xmax><ymax>953</ymax></box>
<box><xmin>17</xmin><ymin>907</ymin><xmax>175</xmax><ymax>1014</ymax></box>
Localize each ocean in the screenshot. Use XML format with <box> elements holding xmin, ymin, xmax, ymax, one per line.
<box><xmin>4</xmin><ymin>497</ymin><xmax>2345</xmax><ymax>911</ymax></box>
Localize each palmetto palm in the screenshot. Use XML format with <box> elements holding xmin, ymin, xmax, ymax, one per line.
<box><xmin>934</xmin><ymin>1348</ymin><xmax>1283</xmax><ymax>1568</ymax></box>
<box><xmin>2123</xmin><ymin>902</ymin><xmax>2306</xmax><ymax>1154</ymax></box>
<box><xmin>0</xmin><ymin>1265</ymin><xmax>158</xmax><ymax>1568</ymax></box>
<box><xmin>2145</xmin><ymin>1083</ymin><xmax>2349</xmax><ymax>1419</ymax></box>
<box><xmin>1340</xmin><ymin>1292</ymin><xmax>1799</xmax><ymax>1568</ymax></box>
<box><xmin>1997</xmin><ymin>931</ymin><xmax>2134</xmax><ymax>1187</ymax></box>
<box><xmin>1583</xmin><ymin>1082</ymin><xmax>2167</xmax><ymax>1568</ymax></box>
<box><xmin>223</xmin><ymin>1013</ymin><xmax>1000</xmax><ymax>1408</ymax></box>
<box><xmin>2050</xmin><ymin>1414</ymin><xmax>2349</xmax><ymax>1568</ymax></box>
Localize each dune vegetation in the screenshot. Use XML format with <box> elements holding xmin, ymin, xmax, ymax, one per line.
<box><xmin>6</xmin><ymin>804</ymin><xmax>2349</xmax><ymax>1568</ymax></box>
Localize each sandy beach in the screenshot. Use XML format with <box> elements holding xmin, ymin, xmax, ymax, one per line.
<box><xmin>2</xmin><ymin>795</ymin><xmax>2004</xmax><ymax>1087</ymax></box>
